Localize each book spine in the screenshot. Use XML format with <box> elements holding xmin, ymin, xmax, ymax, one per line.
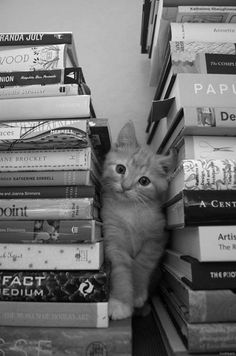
<box><xmin>0</xmin><ymin>83</ymin><xmax>79</xmax><ymax>99</ymax></box>
<box><xmin>171</xmin><ymin>22</ymin><xmax>236</xmax><ymax>42</ymax></box>
<box><xmin>0</xmin><ymin>219</ymin><xmax>102</xmax><ymax>243</ymax></box>
<box><xmin>0</xmin><ymin>32</ymin><xmax>73</xmax><ymax>45</ymax></box>
<box><xmin>176</xmin><ymin>6</ymin><xmax>236</xmax><ymax>23</ymax></box>
<box><xmin>0</xmin><ymin>198</ymin><xmax>97</xmax><ymax>220</ymax></box>
<box><xmin>0</xmin><ymin>241</ymin><xmax>104</xmax><ymax>270</ymax></box>
<box><xmin>195</xmin><ymin>53</ymin><xmax>236</xmax><ymax>74</ymax></box>
<box><xmin>0</xmin><ymin>67</ymin><xmax>81</xmax><ymax>86</ymax></box>
<box><xmin>0</xmin><ymin>148</ymin><xmax>92</xmax><ymax>172</ymax></box>
<box><xmin>0</xmin><ymin>267</ymin><xmax>109</xmax><ymax>302</ymax></box>
<box><xmin>0</xmin><ymin>170</ymin><xmax>95</xmax><ymax>186</ymax></box>
<box><xmin>0</xmin><ymin>301</ymin><xmax>108</xmax><ymax>327</ymax></box>
<box><xmin>0</xmin><ymin>185</ymin><xmax>96</xmax><ymax>199</ymax></box>
<box><xmin>165</xmin><ymin>0</ymin><xmax>236</xmax><ymax>5</ymax></box>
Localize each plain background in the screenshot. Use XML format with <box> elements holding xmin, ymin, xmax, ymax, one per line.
<box><xmin>0</xmin><ymin>0</ymin><xmax>156</xmax><ymax>145</ymax></box>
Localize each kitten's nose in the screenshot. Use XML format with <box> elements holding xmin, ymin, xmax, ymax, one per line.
<box><xmin>121</xmin><ymin>180</ymin><xmax>132</xmax><ymax>191</ymax></box>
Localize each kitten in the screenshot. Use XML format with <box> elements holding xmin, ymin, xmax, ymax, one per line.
<box><xmin>101</xmin><ymin>121</ymin><xmax>174</xmax><ymax>320</ymax></box>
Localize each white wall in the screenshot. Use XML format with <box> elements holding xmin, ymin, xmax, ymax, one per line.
<box><xmin>1</xmin><ymin>0</ymin><xmax>155</xmax><ymax>145</ymax></box>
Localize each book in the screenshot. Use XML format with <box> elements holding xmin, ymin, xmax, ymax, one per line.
<box><xmin>0</xmin><ymin>219</ymin><xmax>102</xmax><ymax>243</ymax></box>
<box><xmin>159</xmin><ymin>286</ymin><xmax>236</xmax><ymax>354</ymax></box>
<box><xmin>167</xmin><ymin>158</ymin><xmax>236</xmax><ymax>201</ymax></box>
<box><xmin>0</xmin><ymin>185</ymin><xmax>96</xmax><ymax>199</ymax></box>
<box><xmin>0</xmin><ymin>301</ymin><xmax>108</xmax><ymax>328</ymax></box>
<box><xmin>165</xmin><ymin>190</ymin><xmax>236</xmax><ymax>229</ymax></box>
<box><xmin>0</xmin><ymin>169</ymin><xmax>98</xmax><ymax>187</ymax></box>
<box><xmin>0</xmin><ymin>318</ymin><xmax>132</xmax><ymax>355</ymax></box>
<box><xmin>160</xmin><ymin>267</ymin><xmax>236</xmax><ymax>323</ymax></box>
<box><xmin>163</xmin><ymin>249</ymin><xmax>236</xmax><ymax>290</ymax></box>
<box><xmin>195</xmin><ymin>53</ymin><xmax>236</xmax><ymax>74</ymax></box>
<box><xmin>0</xmin><ymin>241</ymin><xmax>104</xmax><ymax>270</ymax></box>
<box><xmin>164</xmin><ymin>0</ymin><xmax>236</xmax><ymax>5</ymax></box>
<box><xmin>152</xmin><ymin>295</ymin><xmax>236</xmax><ymax>356</ymax></box>
<box><xmin>0</xmin><ymin>94</ymin><xmax>91</xmax><ymax>121</ymax></box>
<box><xmin>171</xmin><ymin>22</ymin><xmax>236</xmax><ymax>42</ymax></box>
<box><xmin>169</xmin><ymin>225</ymin><xmax>236</xmax><ymax>262</ymax></box>
<box><xmin>0</xmin><ymin>147</ymin><xmax>99</xmax><ymax>172</ymax></box>
<box><xmin>0</xmin><ymin>118</ymin><xmax>90</xmax><ymax>151</ymax></box>
<box><xmin>0</xmin><ymin>44</ymin><xmax>75</xmax><ymax>72</ymax></box>
<box><xmin>175</xmin><ymin>6</ymin><xmax>236</xmax><ymax>23</ymax></box>
<box><xmin>0</xmin><ymin>66</ymin><xmax>82</xmax><ymax>86</ymax></box>
<box><xmin>89</xmin><ymin>118</ymin><xmax>112</xmax><ymax>160</ymax></box>
<box><xmin>0</xmin><ymin>198</ymin><xmax>99</xmax><ymax>220</ymax></box>
<box><xmin>0</xmin><ymin>265</ymin><xmax>109</xmax><ymax>302</ymax></box>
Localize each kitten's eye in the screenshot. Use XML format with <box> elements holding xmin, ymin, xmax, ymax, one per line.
<box><xmin>116</xmin><ymin>164</ymin><xmax>126</xmax><ymax>175</ymax></box>
<box><xmin>138</xmin><ymin>176</ymin><xmax>150</xmax><ymax>186</ymax></box>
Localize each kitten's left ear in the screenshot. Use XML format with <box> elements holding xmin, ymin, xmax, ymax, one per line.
<box><xmin>157</xmin><ymin>149</ymin><xmax>176</xmax><ymax>175</ymax></box>
<box><xmin>116</xmin><ymin>121</ymin><xmax>139</xmax><ymax>148</ymax></box>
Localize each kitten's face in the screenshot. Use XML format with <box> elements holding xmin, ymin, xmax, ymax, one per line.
<box><xmin>102</xmin><ymin>121</ymin><xmax>173</xmax><ymax>202</ymax></box>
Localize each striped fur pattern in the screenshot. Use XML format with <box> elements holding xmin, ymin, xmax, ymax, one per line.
<box><xmin>101</xmin><ymin>121</ymin><xmax>173</xmax><ymax>320</ymax></box>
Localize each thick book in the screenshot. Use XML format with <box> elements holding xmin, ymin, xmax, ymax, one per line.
<box><xmin>0</xmin><ymin>44</ymin><xmax>75</xmax><ymax>72</ymax></box>
<box><xmin>159</xmin><ymin>286</ymin><xmax>236</xmax><ymax>354</ymax></box>
<box><xmin>165</xmin><ymin>190</ymin><xmax>236</xmax><ymax>229</ymax></box>
<box><xmin>0</xmin><ymin>219</ymin><xmax>102</xmax><ymax>243</ymax></box>
<box><xmin>0</xmin><ymin>301</ymin><xmax>108</xmax><ymax>328</ymax></box>
<box><xmin>0</xmin><ymin>169</ymin><xmax>98</xmax><ymax>187</ymax></box>
<box><xmin>195</xmin><ymin>53</ymin><xmax>236</xmax><ymax>75</ymax></box>
<box><xmin>0</xmin><ymin>318</ymin><xmax>132</xmax><ymax>355</ymax></box>
<box><xmin>175</xmin><ymin>5</ymin><xmax>236</xmax><ymax>23</ymax></box>
<box><xmin>0</xmin><ymin>147</ymin><xmax>98</xmax><ymax>172</ymax></box>
<box><xmin>0</xmin><ymin>118</ymin><xmax>90</xmax><ymax>151</ymax></box>
<box><xmin>169</xmin><ymin>225</ymin><xmax>236</xmax><ymax>262</ymax></box>
<box><xmin>0</xmin><ymin>197</ymin><xmax>99</xmax><ymax>220</ymax></box>
<box><xmin>167</xmin><ymin>158</ymin><xmax>236</xmax><ymax>201</ymax></box>
<box><xmin>0</xmin><ymin>95</ymin><xmax>91</xmax><ymax>121</ymax></box>
<box><xmin>0</xmin><ymin>241</ymin><xmax>104</xmax><ymax>270</ymax></box>
<box><xmin>160</xmin><ymin>267</ymin><xmax>236</xmax><ymax>323</ymax></box>
<box><xmin>0</xmin><ymin>265</ymin><xmax>109</xmax><ymax>302</ymax></box>
<box><xmin>171</xmin><ymin>22</ymin><xmax>236</xmax><ymax>42</ymax></box>
<box><xmin>163</xmin><ymin>249</ymin><xmax>236</xmax><ymax>290</ymax></box>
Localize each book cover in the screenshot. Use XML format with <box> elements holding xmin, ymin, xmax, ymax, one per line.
<box><xmin>165</xmin><ymin>190</ymin><xmax>236</xmax><ymax>229</ymax></box>
<box><xmin>159</xmin><ymin>285</ymin><xmax>236</xmax><ymax>353</ymax></box>
<box><xmin>176</xmin><ymin>6</ymin><xmax>236</xmax><ymax>23</ymax></box>
<box><xmin>171</xmin><ymin>22</ymin><xmax>236</xmax><ymax>42</ymax></box>
<box><xmin>0</xmin><ymin>301</ymin><xmax>108</xmax><ymax>328</ymax></box>
<box><xmin>0</xmin><ymin>118</ymin><xmax>89</xmax><ymax>151</ymax></box>
<box><xmin>167</xmin><ymin>158</ymin><xmax>236</xmax><ymax>201</ymax></box>
<box><xmin>0</xmin><ymin>170</ymin><xmax>98</xmax><ymax>187</ymax></box>
<box><xmin>0</xmin><ymin>264</ymin><xmax>109</xmax><ymax>302</ymax></box>
<box><xmin>0</xmin><ymin>318</ymin><xmax>132</xmax><ymax>355</ymax></box>
<box><xmin>0</xmin><ymin>95</ymin><xmax>91</xmax><ymax>121</ymax></box>
<box><xmin>0</xmin><ymin>32</ymin><xmax>74</xmax><ymax>46</ymax></box>
<box><xmin>0</xmin><ymin>219</ymin><xmax>102</xmax><ymax>243</ymax></box>
<box><xmin>161</xmin><ymin>267</ymin><xmax>236</xmax><ymax>322</ymax></box>
<box><xmin>0</xmin><ymin>197</ymin><xmax>99</xmax><ymax>220</ymax></box>
<box><xmin>0</xmin><ymin>241</ymin><xmax>104</xmax><ymax>270</ymax></box>
<box><xmin>163</xmin><ymin>249</ymin><xmax>236</xmax><ymax>290</ymax></box>
<box><xmin>169</xmin><ymin>225</ymin><xmax>236</xmax><ymax>262</ymax></box>
<box><xmin>0</xmin><ymin>147</ymin><xmax>95</xmax><ymax>172</ymax></box>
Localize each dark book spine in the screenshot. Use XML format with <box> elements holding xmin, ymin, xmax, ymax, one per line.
<box><xmin>0</xmin><ymin>267</ymin><xmax>109</xmax><ymax>302</ymax></box>
<box><xmin>0</xmin><ymin>185</ymin><xmax>95</xmax><ymax>199</ymax></box>
<box><xmin>183</xmin><ymin>190</ymin><xmax>236</xmax><ymax>226</ymax></box>
<box><xmin>205</xmin><ymin>53</ymin><xmax>236</xmax><ymax>74</ymax></box>
<box><xmin>0</xmin><ymin>33</ymin><xmax>73</xmax><ymax>46</ymax></box>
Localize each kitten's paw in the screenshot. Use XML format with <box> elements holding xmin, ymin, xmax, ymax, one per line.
<box><xmin>134</xmin><ymin>292</ymin><xmax>148</xmax><ymax>308</ymax></box>
<box><xmin>109</xmin><ymin>298</ymin><xmax>132</xmax><ymax>320</ymax></box>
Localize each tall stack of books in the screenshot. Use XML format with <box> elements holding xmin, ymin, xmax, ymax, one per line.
<box><xmin>0</xmin><ymin>31</ymin><xmax>132</xmax><ymax>355</ymax></box>
<box><xmin>141</xmin><ymin>3</ymin><xmax>236</xmax><ymax>356</ymax></box>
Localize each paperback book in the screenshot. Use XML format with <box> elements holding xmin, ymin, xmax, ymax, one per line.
<box><xmin>175</xmin><ymin>5</ymin><xmax>236</xmax><ymax>23</ymax></box>
<box><xmin>0</xmin><ymin>241</ymin><xmax>104</xmax><ymax>270</ymax></box>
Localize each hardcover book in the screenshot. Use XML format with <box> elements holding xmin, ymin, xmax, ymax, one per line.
<box><xmin>0</xmin><ymin>301</ymin><xmax>108</xmax><ymax>328</ymax></box>
<box><xmin>0</xmin><ymin>264</ymin><xmax>109</xmax><ymax>302</ymax></box>
<box><xmin>0</xmin><ymin>197</ymin><xmax>99</xmax><ymax>220</ymax></box>
<box><xmin>169</xmin><ymin>225</ymin><xmax>236</xmax><ymax>262</ymax></box>
<box><xmin>167</xmin><ymin>158</ymin><xmax>236</xmax><ymax>201</ymax></box>
<box><xmin>0</xmin><ymin>318</ymin><xmax>132</xmax><ymax>355</ymax></box>
<box><xmin>160</xmin><ymin>267</ymin><xmax>236</xmax><ymax>323</ymax></box>
<box><xmin>0</xmin><ymin>219</ymin><xmax>102</xmax><ymax>243</ymax></box>
<box><xmin>163</xmin><ymin>249</ymin><xmax>236</xmax><ymax>290</ymax></box>
<box><xmin>0</xmin><ymin>241</ymin><xmax>104</xmax><ymax>270</ymax></box>
<box><xmin>165</xmin><ymin>190</ymin><xmax>236</xmax><ymax>229</ymax></box>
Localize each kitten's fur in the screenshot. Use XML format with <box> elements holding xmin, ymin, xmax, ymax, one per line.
<box><xmin>101</xmin><ymin>121</ymin><xmax>174</xmax><ymax>320</ymax></box>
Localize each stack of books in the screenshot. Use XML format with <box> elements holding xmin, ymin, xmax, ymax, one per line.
<box><xmin>141</xmin><ymin>4</ymin><xmax>236</xmax><ymax>356</ymax></box>
<box><xmin>0</xmin><ymin>31</ymin><xmax>132</xmax><ymax>355</ymax></box>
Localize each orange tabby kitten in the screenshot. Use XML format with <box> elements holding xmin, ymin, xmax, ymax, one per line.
<box><xmin>101</xmin><ymin>121</ymin><xmax>173</xmax><ymax>320</ymax></box>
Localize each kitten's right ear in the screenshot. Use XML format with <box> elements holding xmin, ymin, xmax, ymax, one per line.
<box><xmin>116</xmin><ymin>121</ymin><xmax>139</xmax><ymax>148</ymax></box>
